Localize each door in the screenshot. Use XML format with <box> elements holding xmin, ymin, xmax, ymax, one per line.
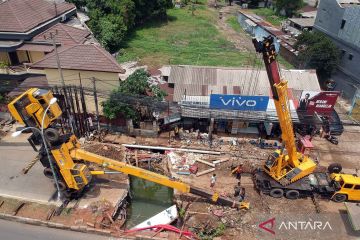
<box><xmin>353</xmin><ymin>185</ymin><xmax>360</xmax><ymax>200</ymax></box>
<box><xmin>8</xmin><ymin>51</ymin><xmax>19</xmax><ymax>65</ymax></box>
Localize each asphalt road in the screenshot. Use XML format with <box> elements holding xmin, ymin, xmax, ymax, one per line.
<box><xmin>0</xmin><ymin>219</ymin><xmax>112</xmax><ymax>240</ymax></box>
<box><xmin>0</xmin><ymin>145</ymin><xmax>59</xmax><ymax>204</ymax></box>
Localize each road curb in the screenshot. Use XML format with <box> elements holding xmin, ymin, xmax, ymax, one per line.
<box><xmin>0</xmin><ymin>212</ymin><xmax>112</xmax><ymax>236</ymax></box>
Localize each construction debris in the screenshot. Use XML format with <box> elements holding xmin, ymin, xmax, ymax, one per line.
<box><xmin>123</xmin><ymin>144</ymin><xmax>221</xmax><ymax>155</ymax></box>
<box><xmin>196</xmin><ymin>159</ymin><xmax>215</xmax><ymax>168</ymax></box>
<box><xmin>196</xmin><ymin>168</ymin><xmax>216</xmax><ymax>177</ymax></box>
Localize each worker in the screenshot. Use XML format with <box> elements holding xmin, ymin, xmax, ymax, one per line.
<box><xmin>234</xmin><ymin>182</ymin><xmax>241</xmax><ymax>197</ymax></box>
<box><xmin>238</xmin><ymin>187</ymin><xmax>246</xmax><ymax>202</ymax></box>
<box><xmin>174</xmin><ymin>126</ymin><xmax>179</xmax><ymax>139</ymax></box>
<box><xmin>234</xmin><ymin>164</ymin><xmax>243</xmax><ymax>181</ymax></box>
<box><xmin>210</xmin><ymin>173</ymin><xmax>216</xmax><ymax>188</ymax></box>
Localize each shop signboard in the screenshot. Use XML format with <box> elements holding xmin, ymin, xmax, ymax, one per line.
<box><xmin>297</xmin><ymin>91</ymin><xmax>339</xmax><ymax>115</ymax></box>
<box><xmin>209</xmin><ymin>94</ymin><xmax>269</xmax><ymax>111</ymax></box>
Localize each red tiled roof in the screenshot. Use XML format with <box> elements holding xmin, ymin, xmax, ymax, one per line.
<box><xmin>17</xmin><ymin>43</ymin><xmax>54</xmax><ymax>52</ymax></box>
<box><xmin>31</xmin><ymin>44</ymin><xmax>125</xmax><ymax>73</ymax></box>
<box><xmin>0</xmin><ymin>0</ymin><xmax>75</xmax><ymax>33</ymax></box>
<box><xmin>32</xmin><ymin>23</ymin><xmax>90</xmax><ymax>45</ymax></box>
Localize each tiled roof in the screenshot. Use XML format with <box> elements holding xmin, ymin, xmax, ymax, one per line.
<box><xmin>0</xmin><ymin>0</ymin><xmax>75</xmax><ymax>33</ymax></box>
<box><xmin>31</xmin><ymin>44</ymin><xmax>125</xmax><ymax>73</ymax></box>
<box><xmin>32</xmin><ymin>23</ymin><xmax>90</xmax><ymax>45</ymax></box>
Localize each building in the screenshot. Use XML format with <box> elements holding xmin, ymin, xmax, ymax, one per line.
<box><xmin>284</xmin><ymin>18</ymin><xmax>315</xmax><ymax>35</ymax></box>
<box><xmin>0</xmin><ymin>0</ymin><xmax>76</xmax><ymax>79</ymax></box>
<box><xmin>314</xmin><ymin>0</ymin><xmax>360</xmax><ymax>100</ymax></box>
<box><xmin>0</xmin><ymin>0</ymin><xmax>126</xmax><ymax>115</ymax></box>
<box><xmin>165</xmin><ymin>65</ymin><xmax>321</xmax><ymax>135</ymax></box>
<box><xmin>31</xmin><ymin>44</ymin><xmax>125</xmax><ymax>113</ymax></box>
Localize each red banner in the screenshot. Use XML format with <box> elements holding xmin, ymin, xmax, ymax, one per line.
<box><xmin>297</xmin><ymin>91</ymin><xmax>339</xmax><ymax>115</ymax></box>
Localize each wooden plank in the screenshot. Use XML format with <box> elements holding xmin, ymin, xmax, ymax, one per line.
<box><xmin>196</xmin><ymin>168</ymin><xmax>215</xmax><ymax>177</ymax></box>
<box><xmin>135</xmin><ymin>150</ymin><xmax>138</xmax><ymax>167</ymax></box>
<box><xmin>213</xmin><ymin>159</ymin><xmax>229</xmax><ymax>165</ymax></box>
<box><xmin>196</xmin><ymin>159</ymin><xmax>215</xmax><ymax>168</ymax></box>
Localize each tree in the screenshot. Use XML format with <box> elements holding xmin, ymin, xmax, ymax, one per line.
<box><xmin>248</xmin><ymin>0</ymin><xmax>261</xmax><ymax>8</ymax></box>
<box><xmin>295</xmin><ymin>31</ymin><xmax>340</xmax><ymax>79</ymax></box>
<box><xmin>275</xmin><ymin>0</ymin><xmax>303</xmax><ymax>17</ymax></box>
<box><xmin>68</xmin><ymin>0</ymin><xmax>172</xmax><ymax>53</ymax></box>
<box><xmin>102</xmin><ymin>69</ymin><xmax>167</xmax><ymax>121</ymax></box>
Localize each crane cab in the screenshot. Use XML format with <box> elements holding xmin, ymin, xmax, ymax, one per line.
<box><xmin>331</xmin><ymin>174</ymin><xmax>360</xmax><ymax>202</ymax></box>
<box><xmin>8</xmin><ymin>88</ymin><xmax>62</xmax><ymax>129</ymax></box>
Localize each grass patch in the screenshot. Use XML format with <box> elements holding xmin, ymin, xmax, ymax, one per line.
<box><xmin>118</xmin><ymin>7</ymin><xmax>251</xmax><ymax>68</ymax></box>
<box><xmin>226</xmin><ymin>16</ymin><xmax>243</xmax><ymax>33</ymax></box>
<box><xmin>252</xmin><ymin>8</ymin><xmax>285</xmax><ymax>27</ymax></box>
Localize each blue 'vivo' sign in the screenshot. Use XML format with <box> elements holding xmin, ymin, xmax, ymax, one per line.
<box><xmin>209</xmin><ymin>94</ymin><xmax>269</xmax><ymax>111</ymax></box>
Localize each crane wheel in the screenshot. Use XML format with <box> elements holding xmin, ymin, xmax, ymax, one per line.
<box><xmin>44</xmin><ymin>128</ymin><xmax>60</xmax><ymax>144</ymax></box>
<box><xmin>285</xmin><ymin>190</ymin><xmax>300</xmax><ymax>199</ymax></box>
<box><xmin>43</xmin><ymin>168</ymin><xmax>54</xmax><ymax>179</ymax></box>
<box><xmin>328</xmin><ymin>163</ymin><xmax>342</xmax><ymax>174</ymax></box>
<box><xmin>332</xmin><ymin>193</ymin><xmax>347</xmax><ymax>202</ymax></box>
<box><xmin>269</xmin><ymin>188</ymin><xmax>284</xmax><ymax>198</ymax></box>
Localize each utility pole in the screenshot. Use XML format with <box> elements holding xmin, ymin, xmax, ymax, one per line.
<box><xmin>168</xmin><ymin>100</ymin><xmax>170</xmax><ymax>144</ymax></box>
<box><xmin>91</xmin><ymin>77</ymin><xmax>101</xmax><ymax>131</ymax></box>
<box><xmin>44</xmin><ymin>31</ymin><xmax>65</xmax><ymax>87</ymax></box>
<box><xmin>44</xmin><ymin>31</ymin><xmax>74</xmax><ymax>134</ymax></box>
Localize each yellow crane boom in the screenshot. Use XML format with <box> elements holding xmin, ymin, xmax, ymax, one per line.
<box><xmin>8</xmin><ymin>88</ymin><xmax>249</xmax><ymax>209</ymax></box>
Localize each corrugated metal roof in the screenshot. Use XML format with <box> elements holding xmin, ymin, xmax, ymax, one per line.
<box><xmin>169</xmin><ymin>65</ymin><xmax>321</xmax><ymax>102</ymax></box>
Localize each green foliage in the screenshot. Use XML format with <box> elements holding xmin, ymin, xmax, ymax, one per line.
<box><xmin>295</xmin><ymin>31</ymin><xmax>340</xmax><ymax>77</ymax></box>
<box><xmin>275</xmin><ymin>0</ymin><xmax>304</xmax><ymax>17</ymax></box>
<box><xmin>0</xmin><ymin>61</ymin><xmax>8</xmax><ymax>69</ymax></box>
<box><xmin>248</xmin><ymin>0</ymin><xmax>261</xmax><ymax>8</ymax></box>
<box><xmin>118</xmin><ymin>8</ymin><xmax>251</xmax><ymax>68</ymax></box>
<box><xmin>198</xmin><ymin>223</ymin><xmax>226</xmax><ymax>240</ymax></box>
<box><xmin>102</xmin><ymin>69</ymin><xmax>167</xmax><ymax>120</ymax></box>
<box><xmin>0</xmin><ymin>94</ymin><xmax>6</xmax><ymax>104</ymax></box>
<box><xmin>252</xmin><ymin>8</ymin><xmax>286</xmax><ymax>27</ymax></box>
<box><xmin>118</xmin><ymin>69</ymin><xmax>150</xmax><ymax>95</ymax></box>
<box><xmin>68</xmin><ymin>0</ymin><xmax>172</xmax><ymax>53</ymax></box>
<box><xmin>226</xmin><ymin>16</ymin><xmax>243</xmax><ymax>32</ymax></box>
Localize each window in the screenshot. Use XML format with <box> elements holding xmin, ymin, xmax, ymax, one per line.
<box><xmin>343</xmin><ymin>184</ymin><xmax>353</xmax><ymax>189</ymax></box>
<box><xmin>341</xmin><ymin>19</ymin><xmax>346</xmax><ymax>29</ymax></box>
<box><xmin>349</xmin><ymin>54</ymin><xmax>353</xmax><ymax>60</ymax></box>
<box><xmin>354</xmin><ymin>185</ymin><xmax>360</xmax><ymax>190</ymax></box>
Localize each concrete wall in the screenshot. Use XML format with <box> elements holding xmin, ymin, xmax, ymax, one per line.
<box><xmin>0</xmin><ymin>52</ymin><xmax>9</xmax><ymax>64</ymax></box>
<box><xmin>16</xmin><ymin>50</ymin><xmax>29</xmax><ymax>63</ymax></box>
<box><xmin>315</xmin><ymin>0</ymin><xmax>345</xmax><ymax>36</ymax></box>
<box><xmin>45</xmin><ymin>69</ymin><xmax>120</xmax><ymax>91</ymax></box>
<box><xmin>314</xmin><ymin>0</ymin><xmax>360</xmax><ymax>90</ymax></box>
<box><xmin>44</xmin><ymin>69</ymin><xmax>120</xmax><ymax>114</ymax></box>
<box><xmin>29</xmin><ymin>51</ymin><xmax>45</xmax><ymax>63</ymax></box>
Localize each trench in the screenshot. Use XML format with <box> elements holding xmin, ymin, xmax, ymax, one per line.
<box><xmin>125</xmin><ymin>175</ymin><xmax>174</xmax><ymax>228</ymax></box>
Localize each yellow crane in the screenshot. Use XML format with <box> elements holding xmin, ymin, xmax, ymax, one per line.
<box><xmin>252</xmin><ymin>36</ymin><xmax>360</xmax><ymax>202</ymax></box>
<box><xmin>8</xmin><ymin>88</ymin><xmax>249</xmax><ymax>209</ymax></box>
